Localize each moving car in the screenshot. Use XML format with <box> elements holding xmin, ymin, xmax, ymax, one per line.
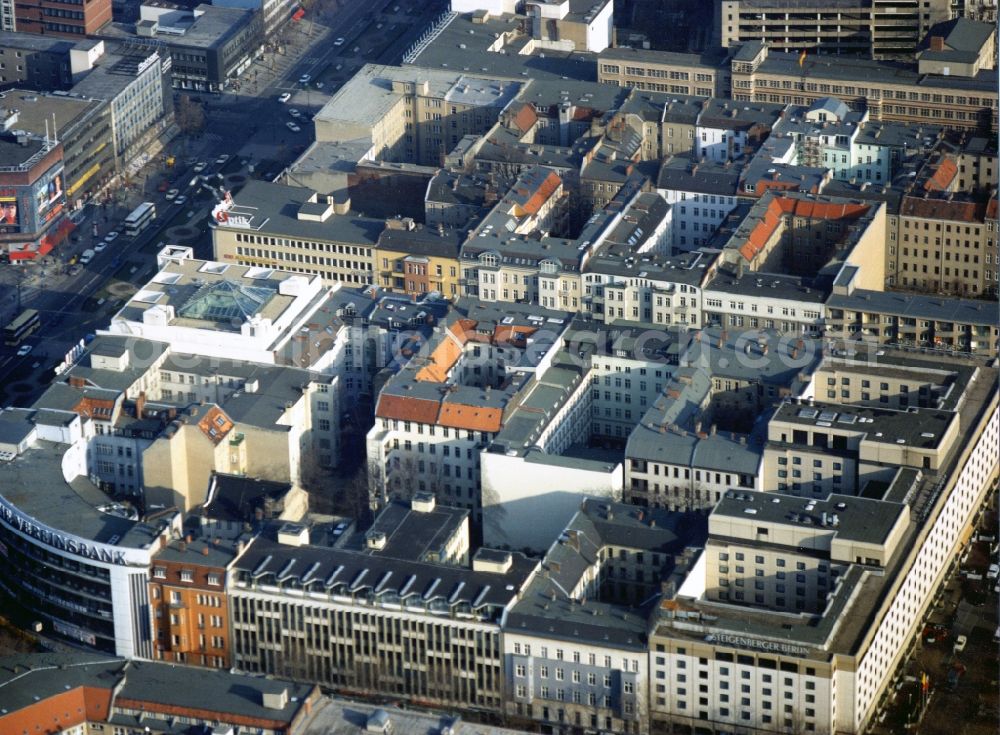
<box><xmin>104</xmin><ymin>231</ymin><xmax>119</xmax><ymax>242</ymax></box>
<box><xmin>298</xmin><ymin>74</ymin><xmax>311</xmax><ymax>84</ymax></box>
<box><xmin>16</xmin><ymin>344</ymin><xmax>32</xmax><ymax>357</ymax></box>
<box><xmin>94</xmin><ymin>241</ymin><xmax>107</xmax><ymax>252</ymax></box>
<box><xmin>215</xmin><ymin>154</ymin><xmax>230</xmax><ymax>165</ymax></box>
<box><xmin>334</xmin><ymin>37</ymin><xmax>345</xmax><ymax>46</ymax></box>
<box><xmin>286</xmin><ymin>122</ymin><xmax>301</xmax><ymax>132</ymax></box>
<box><xmin>174</xmin><ymin>195</ymin><xmax>187</xmax><ymax>206</ymax></box>
<box><xmin>278</xmin><ymin>92</ymin><xmax>291</xmax><ymax>103</ymax></box>
<box><xmin>193</xmin><ymin>162</ymin><xmax>207</xmax><ymax>173</ymax></box>
<box><xmin>165</xmin><ymin>189</ymin><xmax>179</xmax><ymax>200</ymax></box>
<box><xmin>79</xmin><ymin>249</ymin><xmax>95</xmax><ymax>264</ymax></box>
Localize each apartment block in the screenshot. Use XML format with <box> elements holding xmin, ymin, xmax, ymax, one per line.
<box><xmin>228</xmin><ymin>502</ymin><xmax>537</xmax><ymax>712</ymax></box>
<box><xmin>825</xmin><ymin>266</ymin><xmax>998</xmax><ymax>354</ymax></box>
<box><xmin>211</xmin><ymin>180</ymin><xmax>385</xmax><ymax>287</ymax></box>
<box><xmin>149</xmin><ymin>514</ymin><xmax>247</xmax><ymax>668</ymax></box>
<box><xmin>375</xmin><ymin>221</ymin><xmax>464</xmax><ymax>299</ymax></box>
<box><xmin>649</xmin><ymin>349</ymin><xmax>997</xmax><ymax>735</ymax></box>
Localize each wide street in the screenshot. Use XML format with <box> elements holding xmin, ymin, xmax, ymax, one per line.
<box><xmin>0</xmin><ymin>0</ymin><xmax>445</xmax><ymax>406</ymax></box>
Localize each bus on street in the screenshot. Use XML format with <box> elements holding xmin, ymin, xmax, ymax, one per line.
<box><xmin>4</xmin><ymin>308</ymin><xmax>41</xmax><ymax>346</ymax></box>
<box><xmin>124</xmin><ymin>202</ymin><xmax>156</xmax><ymax>237</ymax></box>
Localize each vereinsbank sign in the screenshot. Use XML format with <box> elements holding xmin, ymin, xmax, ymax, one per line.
<box><xmin>0</xmin><ymin>495</ymin><xmax>151</xmax><ymax>566</ymax></box>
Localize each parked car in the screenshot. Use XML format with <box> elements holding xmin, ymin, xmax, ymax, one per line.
<box><xmin>215</xmin><ymin>154</ymin><xmax>230</xmax><ymax>165</ymax></box>
<box><xmin>953</xmin><ymin>635</ymin><xmax>968</xmax><ymax>653</ymax></box>
<box><xmin>165</xmin><ymin>188</ymin><xmax>179</xmax><ymax>200</ymax></box>
<box><xmin>174</xmin><ymin>195</ymin><xmax>187</xmax><ymax>206</ymax></box>
<box><xmin>988</xmin><ymin>562</ymin><xmax>999</xmax><ymax>580</ymax></box>
<box><xmin>289</xmin><ymin>108</ymin><xmax>301</xmax><ymax>118</ymax></box>
<box><xmin>16</xmin><ymin>344</ymin><xmax>32</xmax><ymax>357</ymax></box>
<box><xmin>94</xmin><ymin>241</ymin><xmax>107</xmax><ymax>252</ymax></box>
<box><xmin>334</xmin><ymin>37</ymin><xmax>345</xmax><ymax>46</ymax></box>
<box><xmin>298</xmin><ymin>73</ymin><xmax>311</xmax><ymax>84</ymax></box>
<box><xmin>104</xmin><ymin>231</ymin><xmax>119</xmax><ymax>242</ymax></box>
<box><xmin>193</xmin><ymin>161</ymin><xmax>207</xmax><ymax>173</ymax></box>
<box><xmin>278</xmin><ymin>92</ymin><xmax>291</xmax><ymax>103</ymax></box>
<box><xmin>286</xmin><ymin>122</ymin><xmax>301</xmax><ymax>133</ymax></box>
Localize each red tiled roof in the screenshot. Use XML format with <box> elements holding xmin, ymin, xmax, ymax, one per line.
<box><xmin>986</xmin><ymin>197</ymin><xmax>997</xmax><ymax>220</ymax></box>
<box><xmin>510</xmin><ymin>103</ymin><xmax>538</xmax><ymax>134</ymax></box>
<box><xmin>513</xmin><ymin>170</ymin><xmax>562</xmax><ymax>217</ymax></box>
<box><xmin>493</xmin><ymin>324</ymin><xmax>536</xmax><ymax>345</ymax></box>
<box><xmin>738</xmin><ymin>196</ymin><xmax>870</xmax><ymax>263</ymax></box>
<box><xmin>923</xmin><ymin>158</ymin><xmax>958</xmax><ymax>192</ymax></box>
<box><xmin>198</xmin><ymin>406</ymin><xmax>233</xmax><ymax>445</ymax></box>
<box><xmin>376</xmin><ymin>394</ymin><xmax>441</xmax><ymax>424</ymax></box>
<box><xmin>437</xmin><ymin>403</ymin><xmax>502</xmax><ymax>432</ymax></box>
<box><xmin>73</xmin><ymin>397</ymin><xmax>116</xmax><ymax>420</ymax></box>
<box><xmin>901</xmin><ymin>195</ymin><xmax>986</xmax><ymax>222</ymax></box>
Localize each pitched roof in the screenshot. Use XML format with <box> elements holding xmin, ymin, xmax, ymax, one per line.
<box><xmin>510</xmin><ymin>169</ymin><xmax>562</xmax><ymax>217</ymax></box>
<box><xmin>738</xmin><ymin>195</ymin><xmax>870</xmax><ymax>263</ymax></box>
<box><xmin>901</xmin><ymin>195</ymin><xmax>986</xmax><ymax>222</ymax></box>
<box><xmin>510</xmin><ymin>101</ymin><xmax>538</xmax><ymax>134</ymax></box>
<box><xmin>437</xmin><ymin>402</ymin><xmax>503</xmax><ymax>432</ymax></box>
<box><xmin>375</xmin><ymin>393</ymin><xmax>441</xmax><ymax>424</ymax></box>
<box><xmin>923</xmin><ymin>157</ymin><xmax>958</xmax><ymax>192</ymax></box>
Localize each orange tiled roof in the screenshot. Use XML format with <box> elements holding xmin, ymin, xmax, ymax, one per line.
<box><xmin>414</xmin><ymin>321</ymin><xmax>473</xmax><ymax>382</ymax></box>
<box><xmin>198</xmin><ymin>406</ymin><xmax>233</xmax><ymax>444</ymax></box>
<box><xmin>923</xmin><ymin>158</ymin><xmax>958</xmax><ymax>192</ymax></box>
<box><xmin>738</xmin><ymin>196</ymin><xmax>870</xmax><ymax>263</ymax></box>
<box><xmin>437</xmin><ymin>402</ymin><xmax>503</xmax><ymax>432</ymax></box>
<box><xmin>376</xmin><ymin>393</ymin><xmax>442</xmax><ymax>424</ymax></box>
<box><xmin>73</xmin><ymin>397</ymin><xmax>116</xmax><ymax>420</ymax></box>
<box><xmin>493</xmin><ymin>324</ymin><xmax>537</xmax><ymax>345</ymax></box>
<box><xmin>511</xmin><ymin>103</ymin><xmax>538</xmax><ymax>134</ymax></box>
<box><xmin>512</xmin><ymin>171</ymin><xmax>562</xmax><ymax>218</ymax></box>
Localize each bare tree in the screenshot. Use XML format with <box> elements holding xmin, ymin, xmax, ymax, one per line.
<box><xmin>176</xmin><ymin>95</ymin><xmax>205</xmax><ymax>136</ymax></box>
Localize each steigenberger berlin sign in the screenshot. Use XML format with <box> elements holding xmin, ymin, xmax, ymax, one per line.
<box><xmin>0</xmin><ymin>495</ymin><xmax>150</xmax><ymax>566</ymax></box>
<box><xmin>709</xmin><ymin>633</ymin><xmax>811</xmax><ymax>657</ymax></box>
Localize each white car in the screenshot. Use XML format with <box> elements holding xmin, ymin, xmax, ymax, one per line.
<box><xmin>988</xmin><ymin>562</ymin><xmax>1000</xmax><ymax>580</ymax></box>
<box><xmin>193</xmin><ymin>162</ymin><xmax>207</xmax><ymax>173</ymax></box>
<box><xmin>286</xmin><ymin>122</ymin><xmax>301</xmax><ymax>133</ymax></box>
<box><xmin>165</xmin><ymin>188</ymin><xmax>179</xmax><ymax>200</ymax></box>
<box><xmin>104</xmin><ymin>231</ymin><xmax>119</xmax><ymax>242</ymax></box>
<box><xmin>16</xmin><ymin>344</ymin><xmax>32</xmax><ymax>357</ymax></box>
<box><xmin>334</xmin><ymin>37</ymin><xmax>345</xmax><ymax>46</ymax></box>
<box><xmin>315</xmin><ymin>82</ymin><xmax>324</xmax><ymax>90</ymax></box>
<box><xmin>289</xmin><ymin>108</ymin><xmax>301</xmax><ymax>118</ymax></box>
<box><xmin>298</xmin><ymin>74</ymin><xmax>311</xmax><ymax>84</ymax></box>
<box><xmin>278</xmin><ymin>92</ymin><xmax>291</xmax><ymax>103</ymax></box>
<box><xmin>953</xmin><ymin>635</ymin><xmax>968</xmax><ymax>653</ymax></box>
<box><xmin>174</xmin><ymin>195</ymin><xmax>187</xmax><ymax>206</ymax></box>
<box><xmin>215</xmin><ymin>154</ymin><xmax>230</xmax><ymax>165</ymax></box>
<box><xmin>94</xmin><ymin>241</ymin><xmax>107</xmax><ymax>252</ymax></box>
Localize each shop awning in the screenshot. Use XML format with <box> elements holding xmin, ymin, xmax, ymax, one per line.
<box><xmin>39</xmin><ymin>218</ymin><xmax>76</xmax><ymax>256</ymax></box>
<box><xmin>292</xmin><ymin>7</ymin><xmax>305</xmax><ymax>20</ymax></box>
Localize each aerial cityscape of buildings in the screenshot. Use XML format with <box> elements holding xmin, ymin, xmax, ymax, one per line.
<box><xmin>0</xmin><ymin>0</ymin><xmax>995</xmax><ymax>734</ymax></box>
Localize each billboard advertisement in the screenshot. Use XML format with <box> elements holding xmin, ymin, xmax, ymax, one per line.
<box><xmin>0</xmin><ymin>194</ymin><xmax>20</xmax><ymax>234</ymax></box>
<box><xmin>36</xmin><ymin>169</ymin><xmax>64</xmax><ymax>213</ymax></box>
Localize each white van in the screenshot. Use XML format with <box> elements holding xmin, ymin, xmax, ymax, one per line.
<box><xmin>79</xmin><ymin>248</ymin><xmax>95</xmax><ymax>264</ymax></box>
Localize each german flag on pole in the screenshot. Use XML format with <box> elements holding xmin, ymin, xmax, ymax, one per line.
<box><xmin>799</xmin><ymin>49</ymin><xmax>807</xmax><ymax>67</ymax></box>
